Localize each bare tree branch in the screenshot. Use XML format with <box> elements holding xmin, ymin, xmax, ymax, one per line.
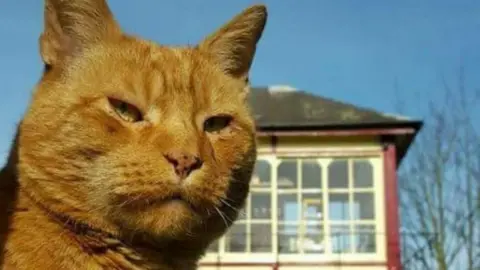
<box><xmin>396</xmin><ymin>68</ymin><xmax>480</xmax><ymax>270</ymax></box>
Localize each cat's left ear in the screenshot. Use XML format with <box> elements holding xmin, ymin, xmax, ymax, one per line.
<box><xmin>198</xmin><ymin>5</ymin><xmax>267</xmax><ymax>82</ymax></box>
<box><xmin>40</xmin><ymin>0</ymin><xmax>121</xmax><ymax>69</ymax></box>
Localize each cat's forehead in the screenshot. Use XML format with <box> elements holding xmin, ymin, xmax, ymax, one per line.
<box><xmin>70</xmin><ymin>38</ymin><xmax>245</xmax><ymax>109</ymax></box>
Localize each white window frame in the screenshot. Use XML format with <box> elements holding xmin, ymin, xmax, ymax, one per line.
<box><xmin>202</xmin><ymin>150</ymin><xmax>386</xmax><ymax>264</ymax></box>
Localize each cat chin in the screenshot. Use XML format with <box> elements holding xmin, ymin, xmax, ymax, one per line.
<box><xmin>113</xmin><ymin>199</ymin><xmax>206</xmax><ymax>239</ymax></box>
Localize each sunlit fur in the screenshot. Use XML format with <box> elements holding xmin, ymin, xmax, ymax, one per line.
<box><xmin>0</xmin><ymin>0</ymin><xmax>267</xmax><ymax>269</ymax></box>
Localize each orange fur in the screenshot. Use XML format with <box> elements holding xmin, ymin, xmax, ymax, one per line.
<box><xmin>0</xmin><ymin>0</ymin><xmax>267</xmax><ymax>269</ymax></box>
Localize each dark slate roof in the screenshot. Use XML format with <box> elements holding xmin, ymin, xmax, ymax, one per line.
<box><xmin>249</xmin><ymin>86</ymin><xmax>423</xmax><ymax>164</ymax></box>
<box><xmin>249</xmin><ymin>86</ymin><xmax>420</xmax><ymax>130</ymax></box>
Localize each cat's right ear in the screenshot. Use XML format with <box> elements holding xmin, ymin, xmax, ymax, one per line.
<box><xmin>39</xmin><ymin>0</ymin><xmax>121</xmax><ymax>69</ymax></box>
<box><xmin>198</xmin><ymin>5</ymin><xmax>267</xmax><ymax>82</ymax></box>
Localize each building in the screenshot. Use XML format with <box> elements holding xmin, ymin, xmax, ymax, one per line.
<box><xmin>199</xmin><ymin>86</ymin><xmax>422</xmax><ymax>270</ymax></box>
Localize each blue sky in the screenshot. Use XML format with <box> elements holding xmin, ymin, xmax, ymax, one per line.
<box><xmin>1</xmin><ymin>0</ymin><xmax>480</xmax><ymax>161</ymax></box>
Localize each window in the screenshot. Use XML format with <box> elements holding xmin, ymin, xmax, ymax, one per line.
<box><xmin>224</xmin><ymin>223</ymin><xmax>247</xmax><ymax>252</ymax></box>
<box><xmin>277</xmin><ymin>158</ymin><xmax>324</xmax><ymax>254</ymax></box>
<box><xmin>328</xmin><ymin>159</ymin><xmax>376</xmax><ymax>254</ymax></box>
<box><xmin>206</xmin><ymin>156</ymin><xmax>379</xmax><ymax>258</ymax></box>
<box><xmin>250</xmin><ymin>160</ymin><xmax>273</xmax><ymax>252</ymax></box>
<box><xmin>251</xmin><ymin>160</ymin><xmax>271</xmax><ymax>187</ymax></box>
<box><xmin>217</xmin><ymin>160</ymin><xmax>273</xmax><ymax>253</ymax></box>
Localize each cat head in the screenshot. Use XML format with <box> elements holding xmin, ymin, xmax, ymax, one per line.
<box><xmin>18</xmin><ymin>0</ymin><xmax>266</xmax><ymax>247</ymax></box>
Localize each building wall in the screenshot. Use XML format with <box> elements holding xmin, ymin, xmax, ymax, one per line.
<box><xmin>199</xmin><ymin>266</ymin><xmax>387</xmax><ymax>270</ymax></box>
<box><xmin>200</xmin><ymin>135</ymin><xmax>393</xmax><ymax>269</ymax></box>
<box><xmin>257</xmin><ymin>135</ymin><xmax>381</xmax><ymax>155</ymax></box>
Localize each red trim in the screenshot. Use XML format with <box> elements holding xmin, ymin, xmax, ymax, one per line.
<box><xmin>257</xmin><ymin>127</ymin><xmax>416</xmax><ymax>137</ymax></box>
<box><xmin>384</xmin><ymin>144</ymin><xmax>402</xmax><ymax>270</ymax></box>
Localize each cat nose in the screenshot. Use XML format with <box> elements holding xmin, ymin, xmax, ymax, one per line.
<box><xmin>164</xmin><ymin>151</ymin><xmax>203</xmax><ymax>180</ymax></box>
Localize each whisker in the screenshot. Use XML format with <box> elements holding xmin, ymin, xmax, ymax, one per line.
<box><xmin>117</xmin><ymin>197</ymin><xmax>135</xmax><ymax>208</ymax></box>
<box><xmin>220</xmin><ymin>197</ymin><xmax>247</xmax><ymax>218</ymax></box>
<box><xmin>116</xmin><ymin>193</ymin><xmax>145</xmax><ymax>208</ymax></box>
<box><xmin>219</xmin><ymin>198</ymin><xmax>237</xmax><ymax>212</ymax></box>
<box><xmin>86</xmin><ymin>201</ymin><xmax>112</xmax><ymax>215</ymax></box>
<box><xmin>222</xmin><ymin>197</ymin><xmax>237</xmax><ymax>203</ymax></box>
<box><xmin>221</xmin><ymin>200</ymin><xmax>246</xmax><ymax>218</ymax></box>
<box><xmin>214</xmin><ymin>206</ymin><xmax>229</xmax><ymax>229</ymax></box>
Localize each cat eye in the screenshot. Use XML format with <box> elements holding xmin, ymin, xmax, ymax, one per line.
<box><xmin>108</xmin><ymin>98</ymin><xmax>143</xmax><ymax>123</ymax></box>
<box><xmin>204</xmin><ymin>115</ymin><xmax>232</xmax><ymax>133</ymax></box>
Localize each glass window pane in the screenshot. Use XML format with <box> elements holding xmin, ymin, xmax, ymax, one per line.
<box><xmin>302</xmin><ymin>193</ymin><xmax>323</xmax><ymax>221</ymax></box>
<box><xmin>251</xmin><ymin>193</ymin><xmax>271</xmax><ymax>219</ymax></box>
<box><xmin>328</xmin><ymin>193</ymin><xmax>350</xmax><ymax>221</ymax></box>
<box><xmin>236</xmin><ymin>204</ymin><xmax>247</xmax><ymax>220</ymax></box>
<box><xmin>353</xmin><ymin>160</ymin><xmax>373</xmax><ymax>188</ymax></box>
<box><xmin>225</xmin><ymin>223</ymin><xmax>246</xmax><ymax>252</ymax></box>
<box><xmin>302</xmin><ymin>159</ymin><xmax>322</xmax><ymax>189</ymax></box>
<box><xmin>278</xmin><ymin>194</ymin><xmax>299</xmax><ymax>222</ymax></box>
<box><xmin>278</xmin><ymin>224</ymin><xmax>299</xmax><ymax>254</ymax></box>
<box><xmin>328</xmin><ymin>160</ymin><xmax>348</xmax><ymax>188</ymax></box>
<box><xmin>353</xmin><ymin>193</ymin><xmax>375</xmax><ymax>220</ymax></box>
<box><xmin>206</xmin><ymin>239</ymin><xmax>219</xmax><ymax>253</ymax></box>
<box><xmin>251</xmin><ymin>224</ymin><xmax>272</xmax><ymax>252</ymax></box>
<box><xmin>302</xmin><ymin>224</ymin><xmax>325</xmax><ymax>254</ymax></box>
<box><xmin>277</xmin><ymin>160</ymin><xmax>298</xmax><ymax>189</ymax></box>
<box><xmin>354</xmin><ymin>225</ymin><xmax>376</xmax><ymax>253</ymax></box>
<box><xmin>251</xmin><ymin>160</ymin><xmax>271</xmax><ymax>187</ymax></box>
<box><xmin>331</xmin><ymin>225</ymin><xmax>351</xmax><ymax>254</ymax></box>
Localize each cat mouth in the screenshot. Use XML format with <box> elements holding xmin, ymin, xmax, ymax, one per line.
<box><xmin>160</xmin><ymin>192</ymin><xmax>186</xmax><ymax>203</ymax></box>
<box><xmin>116</xmin><ymin>191</ymin><xmax>203</xmax><ymax>213</ymax></box>
<box><xmin>116</xmin><ymin>192</ymin><xmax>187</xmax><ymax>208</ymax></box>
<box><xmin>170</xmin><ymin>194</ymin><xmax>183</xmax><ymax>201</ymax></box>
<box><xmin>148</xmin><ymin>194</ymin><xmax>198</xmax><ymax>210</ymax></box>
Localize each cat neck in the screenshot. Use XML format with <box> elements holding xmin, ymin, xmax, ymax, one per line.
<box><xmin>7</xmin><ymin>173</ymin><xmax>201</xmax><ymax>270</ymax></box>
<box><xmin>44</xmin><ymin>206</ymin><xmax>202</xmax><ymax>269</ymax></box>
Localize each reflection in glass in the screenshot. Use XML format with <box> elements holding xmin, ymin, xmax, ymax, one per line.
<box><xmin>277</xmin><ymin>160</ymin><xmax>298</xmax><ymax>188</ymax></box>
<box><xmin>354</xmin><ymin>225</ymin><xmax>376</xmax><ymax>253</ymax></box>
<box><xmin>236</xmin><ymin>204</ymin><xmax>247</xmax><ymax>220</ymax></box>
<box><xmin>206</xmin><ymin>239</ymin><xmax>219</xmax><ymax>253</ymax></box>
<box><xmin>302</xmin><ymin>193</ymin><xmax>323</xmax><ymax>221</ymax></box>
<box><xmin>331</xmin><ymin>225</ymin><xmax>351</xmax><ymax>253</ymax></box>
<box><xmin>328</xmin><ymin>160</ymin><xmax>348</xmax><ymax>188</ymax></box>
<box><xmin>251</xmin><ymin>224</ymin><xmax>272</xmax><ymax>252</ymax></box>
<box><xmin>302</xmin><ymin>159</ymin><xmax>322</xmax><ymax>189</ymax></box>
<box><xmin>353</xmin><ymin>160</ymin><xmax>373</xmax><ymax>188</ymax></box>
<box><xmin>278</xmin><ymin>194</ymin><xmax>299</xmax><ymax>222</ymax></box>
<box><xmin>225</xmin><ymin>223</ymin><xmax>247</xmax><ymax>252</ymax></box>
<box><xmin>251</xmin><ymin>192</ymin><xmax>271</xmax><ymax>219</ymax></box>
<box><xmin>328</xmin><ymin>193</ymin><xmax>350</xmax><ymax>221</ymax></box>
<box><xmin>252</xmin><ymin>160</ymin><xmax>271</xmax><ymax>186</ymax></box>
<box><xmin>303</xmin><ymin>224</ymin><xmax>325</xmax><ymax>253</ymax></box>
<box><xmin>277</xmin><ymin>224</ymin><xmax>299</xmax><ymax>253</ymax></box>
<box><xmin>353</xmin><ymin>192</ymin><xmax>375</xmax><ymax>220</ymax></box>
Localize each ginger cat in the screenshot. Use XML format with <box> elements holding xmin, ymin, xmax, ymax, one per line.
<box><xmin>0</xmin><ymin>0</ymin><xmax>267</xmax><ymax>269</ymax></box>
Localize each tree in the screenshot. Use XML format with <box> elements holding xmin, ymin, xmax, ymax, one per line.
<box><xmin>396</xmin><ymin>68</ymin><xmax>480</xmax><ymax>270</ymax></box>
